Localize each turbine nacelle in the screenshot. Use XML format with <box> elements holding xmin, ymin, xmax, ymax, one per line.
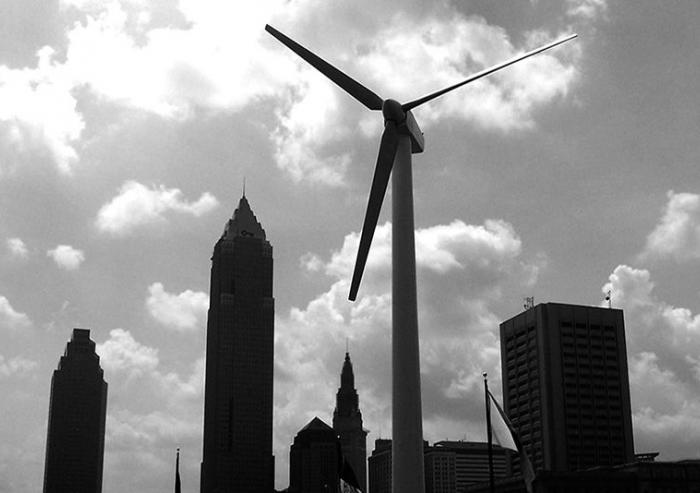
<box><xmin>382</xmin><ymin>99</ymin><xmax>425</xmax><ymax>154</ymax></box>
<box><xmin>382</xmin><ymin>99</ymin><xmax>405</xmax><ymax>122</ymax></box>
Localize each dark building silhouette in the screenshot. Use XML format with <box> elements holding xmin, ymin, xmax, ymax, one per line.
<box><xmin>289</xmin><ymin>417</ymin><xmax>340</xmax><ymax>493</ymax></box>
<box><xmin>499</xmin><ymin>303</ymin><xmax>634</xmax><ymax>473</ymax></box>
<box><xmin>368</xmin><ymin>439</ymin><xmax>392</xmax><ymax>493</ymax></box>
<box><xmin>43</xmin><ymin>328</ymin><xmax>107</xmax><ymax>493</ymax></box>
<box><xmin>464</xmin><ymin>459</ymin><xmax>700</xmax><ymax>493</ymax></box>
<box><xmin>201</xmin><ymin>195</ymin><xmax>275</xmax><ymax>493</ymax></box>
<box><xmin>425</xmin><ymin>441</ymin><xmax>510</xmax><ymax>493</ymax></box>
<box><xmin>371</xmin><ymin>439</ymin><xmax>507</xmax><ymax>493</ymax></box>
<box><xmin>332</xmin><ymin>352</ymin><xmax>367</xmax><ymax>492</ymax></box>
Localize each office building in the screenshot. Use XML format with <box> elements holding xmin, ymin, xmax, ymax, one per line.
<box><xmin>370</xmin><ymin>440</ymin><xmax>505</xmax><ymax>493</ymax></box>
<box><xmin>333</xmin><ymin>352</ymin><xmax>367</xmax><ymax>492</ymax></box>
<box><xmin>464</xmin><ymin>459</ymin><xmax>700</xmax><ymax>493</ymax></box>
<box><xmin>43</xmin><ymin>328</ymin><xmax>107</xmax><ymax>493</ymax></box>
<box><xmin>201</xmin><ymin>195</ymin><xmax>275</xmax><ymax>493</ymax></box>
<box><xmin>499</xmin><ymin>303</ymin><xmax>634</xmax><ymax>473</ymax></box>
<box><xmin>368</xmin><ymin>439</ymin><xmax>392</xmax><ymax>493</ymax></box>
<box><xmin>289</xmin><ymin>417</ymin><xmax>340</xmax><ymax>493</ymax></box>
<box><xmin>425</xmin><ymin>441</ymin><xmax>510</xmax><ymax>493</ymax></box>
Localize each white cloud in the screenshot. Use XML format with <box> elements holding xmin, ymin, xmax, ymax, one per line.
<box><xmin>355</xmin><ymin>16</ymin><xmax>577</xmax><ymax>133</ymax></box>
<box><xmin>95</xmin><ymin>326</ymin><xmax>204</xmax><ymax>492</ymax></box>
<box><xmin>62</xmin><ymin>1</ymin><xmax>289</xmax><ymax>118</ymax></box>
<box><xmin>96</xmin><ymin>328</ymin><xmax>159</xmax><ymax>377</ymax></box>
<box><xmin>0</xmin><ymin>355</ymin><xmax>37</xmax><ymax>377</ymax></box>
<box><xmin>300</xmin><ymin>252</ymin><xmax>324</xmax><ymax>272</ymax></box>
<box><xmin>271</xmin><ymin>68</ymin><xmax>353</xmax><ymax>186</ymax></box>
<box><xmin>640</xmin><ymin>191</ymin><xmax>700</xmax><ymax>263</ymax></box>
<box><xmin>47</xmin><ymin>244</ymin><xmax>85</xmax><ymax>270</ymax></box>
<box><xmin>0</xmin><ymin>296</ymin><xmax>31</xmax><ymax>330</ymax></box>
<box><xmin>96</xmin><ymin>328</ymin><xmax>203</xmax><ymax>400</ymax></box>
<box><xmin>0</xmin><ymin>1</ymin><xmax>585</xmax><ymax>184</ymax></box>
<box><xmin>273</xmin><ymin>218</ymin><xmax>540</xmax><ymax>484</ymax></box>
<box><xmin>146</xmin><ymin>282</ymin><xmax>208</xmax><ymax>332</ymax></box>
<box><xmin>0</xmin><ymin>0</ymin><xmax>289</xmax><ymax>173</ymax></box>
<box><xmin>6</xmin><ymin>238</ymin><xmax>28</xmax><ymax>259</ymax></box>
<box><xmin>602</xmin><ymin>265</ymin><xmax>700</xmax><ymax>459</ymax></box>
<box><xmin>96</xmin><ymin>181</ymin><xmax>218</xmax><ymax>235</ymax></box>
<box><xmin>566</xmin><ymin>0</ymin><xmax>607</xmax><ymax>20</ymax></box>
<box><xmin>324</xmin><ymin>219</ymin><xmax>529</xmax><ymax>293</ymax></box>
<box><xmin>0</xmin><ymin>47</ymin><xmax>84</xmax><ymax>173</ymax></box>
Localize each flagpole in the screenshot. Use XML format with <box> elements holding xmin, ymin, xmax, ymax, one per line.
<box><xmin>483</xmin><ymin>372</ymin><xmax>495</xmax><ymax>493</ymax></box>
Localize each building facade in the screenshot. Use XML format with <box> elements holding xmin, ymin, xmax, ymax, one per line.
<box><xmin>370</xmin><ymin>440</ymin><xmax>505</xmax><ymax>493</ymax></box>
<box><xmin>289</xmin><ymin>417</ymin><xmax>341</xmax><ymax>493</ymax></box>
<box><xmin>425</xmin><ymin>441</ymin><xmax>510</xmax><ymax>493</ymax></box>
<box><xmin>201</xmin><ymin>196</ymin><xmax>275</xmax><ymax>493</ymax></box>
<box><xmin>43</xmin><ymin>328</ymin><xmax>107</xmax><ymax>493</ymax></box>
<box><xmin>499</xmin><ymin>303</ymin><xmax>634</xmax><ymax>473</ymax></box>
<box><xmin>333</xmin><ymin>352</ymin><xmax>368</xmax><ymax>492</ymax></box>
<box><xmin>368</xmin><ymin>439</ymin><xmax>393</xmax><ymax>493</ymax></box>
<box><xmin>464</xmin><ymin>460</ymin><xmax>700</xmax><ymax>493</ymax></box>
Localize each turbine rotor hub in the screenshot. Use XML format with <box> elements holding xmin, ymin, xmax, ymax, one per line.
<box><xmin>382</xmin><ymin>99</ymin><xmax>405</xmax><ymax>123</ymax></box>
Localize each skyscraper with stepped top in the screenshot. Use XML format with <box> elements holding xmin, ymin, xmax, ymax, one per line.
<box><xmin>43</xmin><ymin>328</ymin><xmax>107</xmax><ymax>493</ymax></box>
<box><xmin>333</xmin><ymin>351</ymin><xmax>368</xmax><ymax>492</ymax></box>
<box><xmin>200</xmin><ymin>195</ymin><xmax>274</xmax><ymax>493</ymax></box>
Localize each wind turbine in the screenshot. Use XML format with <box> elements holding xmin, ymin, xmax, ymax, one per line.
<box><xmin>266</xmin><ymin>24</ymin><xmax>576</xmax><ymax>493</ymax></box>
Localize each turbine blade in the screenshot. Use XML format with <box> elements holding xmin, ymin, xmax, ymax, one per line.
<box><xmin>402</xmin><ymin>33</ymin><xmax>577</xmax><ymax>111</ymax></box>
<box><xmin>349</xmin><ymin>123</ymin><xmax>400</xmax><ymax>301</ymax></box>
<box><xmin>265</xmin><ymin>24</ymin><xmax>384</xmax><ymax>111</ymax></box>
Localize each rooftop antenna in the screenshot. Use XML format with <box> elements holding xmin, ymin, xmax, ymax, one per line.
<box><xmin>266</xmin><ymin>24</ymin><xmax>576</xmax><ymax>493</ymax></box>
<box><xmin>605</xmin><ymin>289</ymin><xmax>612</xmax><ymax>308</ymax></box>
<box><xmin>242</xmin><ymin>177</ymin><xmax>246</xmax><ymax>197</ymax></box>
<box><xmin>346</xmin><ymin>337</ymin><xmax>349</xmax><ymax>354</ymax></box>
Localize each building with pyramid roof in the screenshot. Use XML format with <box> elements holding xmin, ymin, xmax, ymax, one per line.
<box><xmin>289</xmin><ymin>417</ymin><xmax>341</xmax><ymax>493</ymax></box>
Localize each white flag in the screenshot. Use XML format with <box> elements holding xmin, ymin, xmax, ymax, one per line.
<box><xmin>487</xmin><ymin>389</ymin><xmax>535</xmax><ymax>493</ymax></box>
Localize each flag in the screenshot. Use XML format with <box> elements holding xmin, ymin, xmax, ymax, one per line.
<box><xmin>487</xmin><ymin>390</ymin><xmax>535</xmax><ymax>493</ymax></box>
<box><xmin>175</xmin><ymin>448</ymin><xmax>181</xmax><ymax>493</ymax></box>
<box><xmin>336</xmin><ymin>441</ymin><xmax>363</xmax><ymax>493</ymax></box>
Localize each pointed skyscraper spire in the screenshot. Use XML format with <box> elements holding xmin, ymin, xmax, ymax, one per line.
<box><xmin>333</xmin><ymin>351</ymin><xmax>367</xmax><ymax>492</ymax></box>
<box><xmin>222</xmin><ymin>194</ymin><xmax>266</xmax><ymax>240</ymax></box>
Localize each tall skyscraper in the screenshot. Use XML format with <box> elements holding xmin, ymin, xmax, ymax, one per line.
<box><xmin>499</xmin><ymin>303</ymin><xmax>634</xmax><ymax>473</ymax></box>
<box><xmin>43</xmin><ymin>328</ymin><xmax>107</xmax><ymax>493</ymax></box>
<box><xmin>201</xmin><ymin>195</ymin><xmax>274</xmax><ymax>493</ymax></box>
<box><xmin>332</xmin><ymin>351</ymin><xmax>367</xmax><ymax>492</ymax></box>
<box><xmin>288</xmin><ymin>417</ymin><xmax>341</xmax><ymax>493</ymax></box>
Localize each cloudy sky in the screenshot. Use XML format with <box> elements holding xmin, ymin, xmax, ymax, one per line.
<box><xmin>1</xmin><ymin>0</ymin><xmax>700</xmax><ymax>491</ymax></box>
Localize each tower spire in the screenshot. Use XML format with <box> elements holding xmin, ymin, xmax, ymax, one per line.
<box><xmin>333</xmin><ymin>351</ymin><xmax>367</xmax><ymax>492</ymax></box>
<box><xmin>222</xmin><ymin>195</ymin><xmax>266</xmax><ymax>240</ymax></box>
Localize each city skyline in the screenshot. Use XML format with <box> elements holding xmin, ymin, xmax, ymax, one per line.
<box><xmin>1</xmin><ymin>1</ymin><xmax>700</xmax><ymax>492</ymax></box>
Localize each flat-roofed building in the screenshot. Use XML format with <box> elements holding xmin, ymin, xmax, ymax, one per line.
<box><xmin>500</xmin><ymin>303</ymin><xmax>634</xmax><ymax>473</ymax></box>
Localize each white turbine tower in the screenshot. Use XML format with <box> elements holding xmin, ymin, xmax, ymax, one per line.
<box><xmin>266</xmin><ymin>24</ymin><xmax>576</xmax><ymax>493</ymax></box>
